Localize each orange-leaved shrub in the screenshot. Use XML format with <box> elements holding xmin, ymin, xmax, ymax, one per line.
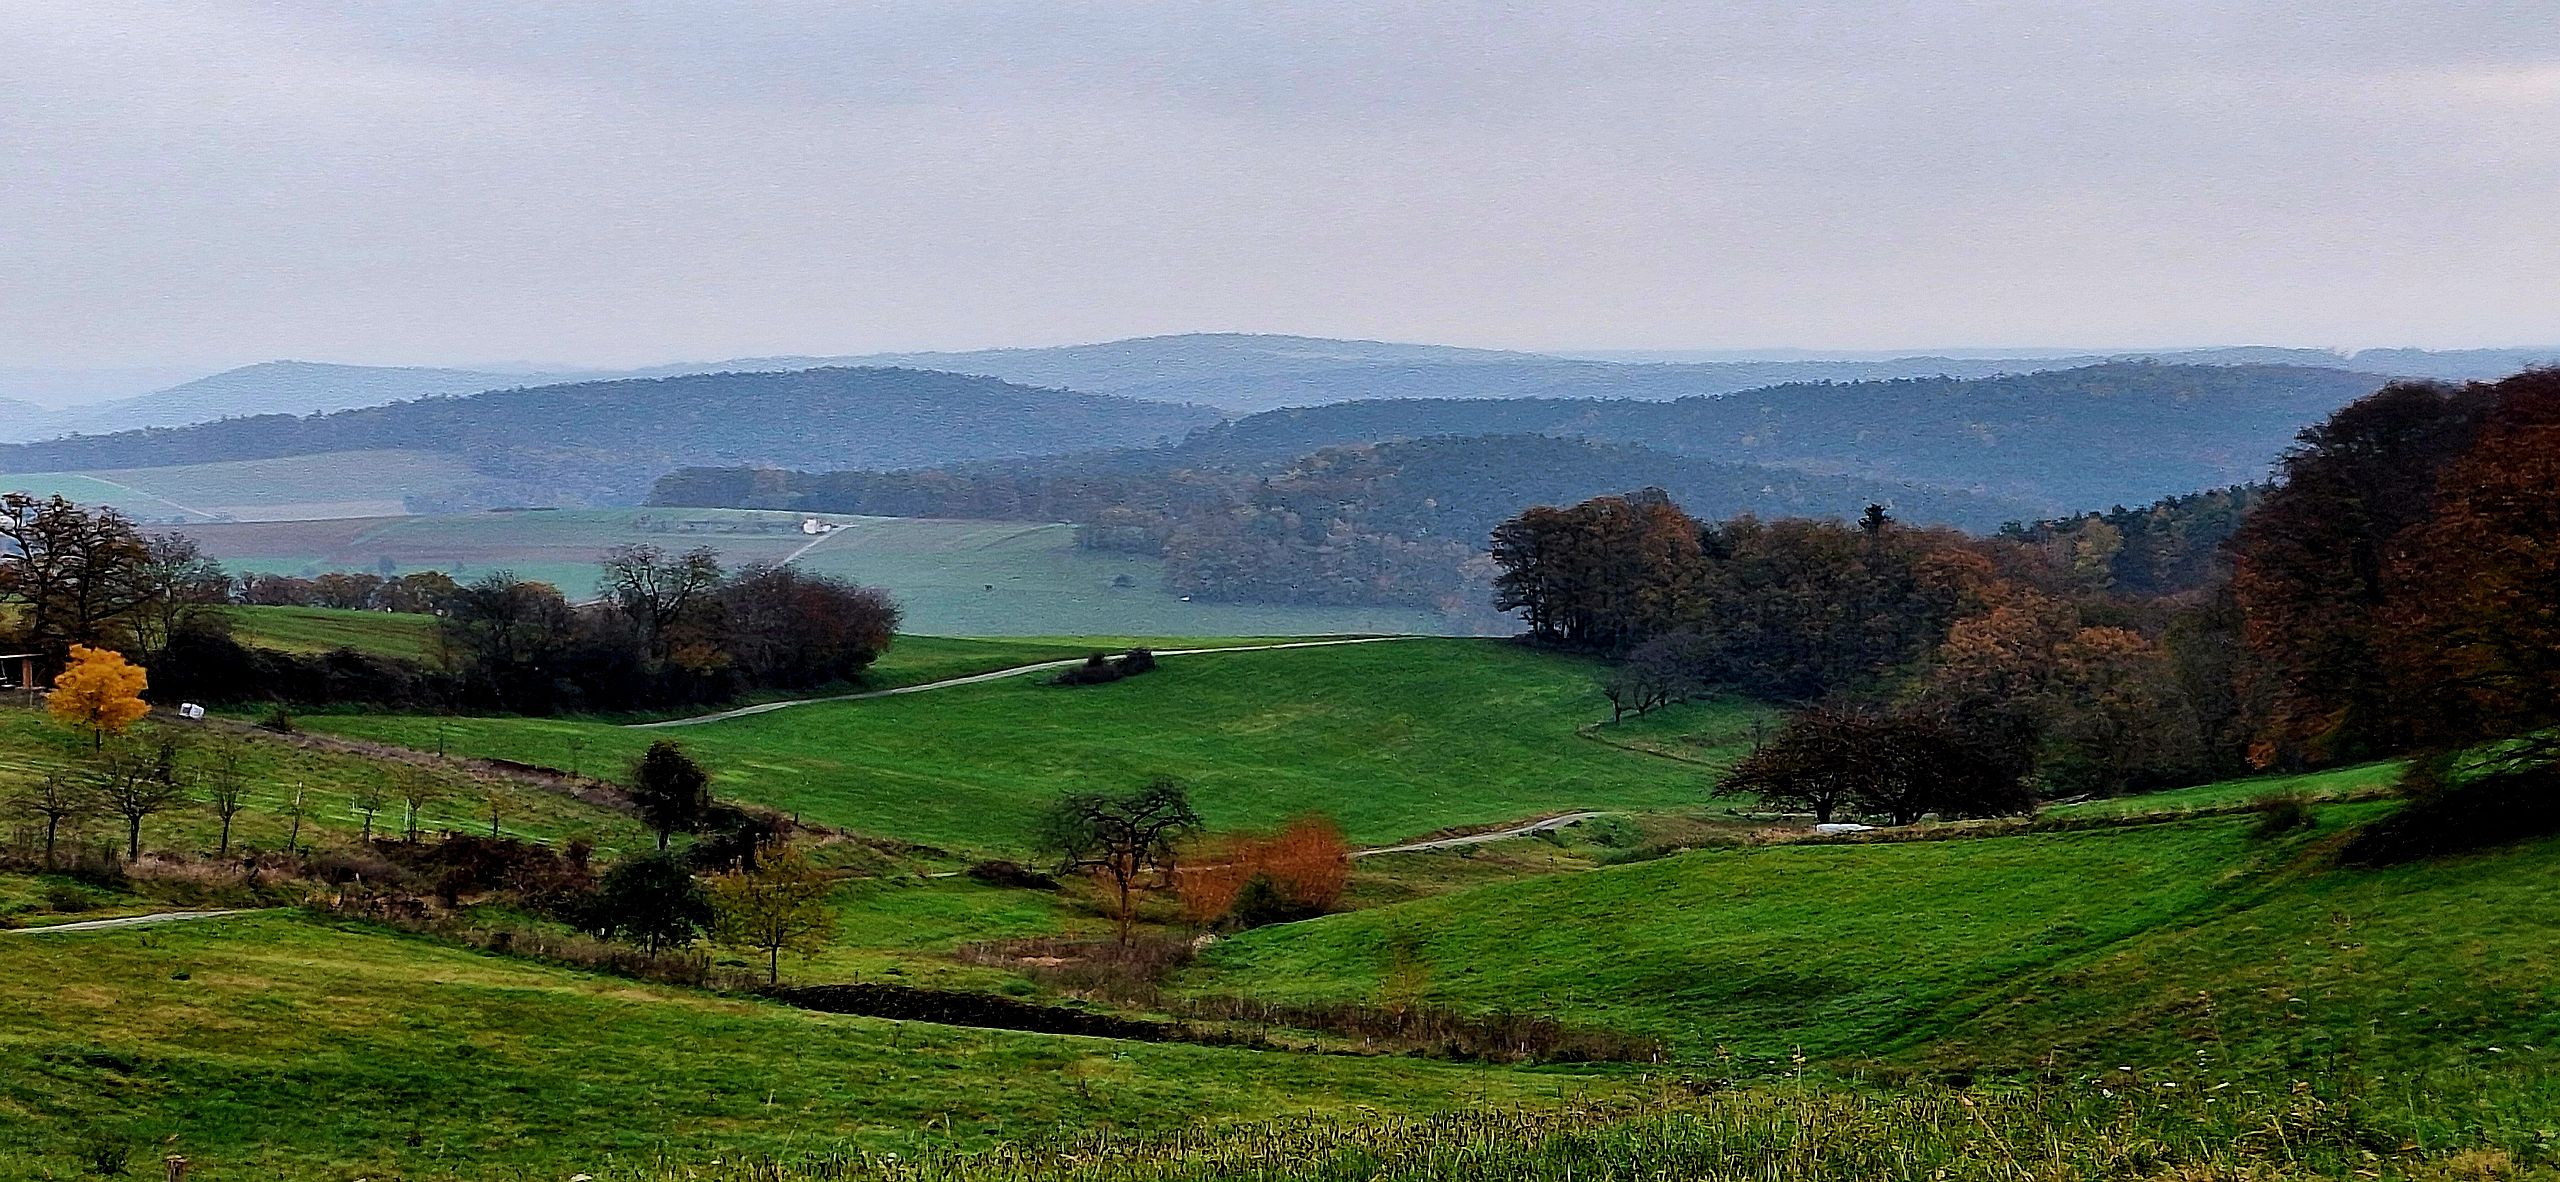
<box><xmin>1175</xmin><ymin>814</ymin><xmax>1349</xmax><ymax>926</ymax></box>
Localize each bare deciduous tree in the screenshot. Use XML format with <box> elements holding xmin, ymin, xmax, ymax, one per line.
<box><xmin>1038</xmin><ymin>778</ymin><xmax>1201</xmax><ymax>944</ymax></box>
<box><xmin>353</xmin><ymin>780</ymin><xmax>388</xmax><ymax>844</ymax></box>
<box><xmin>202</xmin><ymin>738</ymin><xmax>250</xmax><ymax>856</ymax></box>
<box><xmin>7</xmin><ymin>775</ymin><xmax>90</xmax><ymax>868</ymax></box>
<box><xmin>94</xmin><ymin>742</ymin><xmax>190</xmax><ymax>862</ymax></box>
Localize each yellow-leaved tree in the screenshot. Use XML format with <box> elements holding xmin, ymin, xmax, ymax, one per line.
<box><xmin>48</xmin><ymin>644</ymin><xmax>151</xmax><ymax>750</ymax></box>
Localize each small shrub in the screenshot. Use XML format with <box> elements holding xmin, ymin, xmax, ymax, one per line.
<box><xmin>966</xmin><ymin>859</ymin><xmax>1060</xmax><ymax>891</ymax></box>
<box><xmin>258</xmin><ymin>708</ymin><xmax>296</xmax><ymax>733</ymax></box>
<box><xmin>1226</xmin><ymin>873</ymin><xmax>1325</xmax><ymax>929</ymax></box>
<box><xmin>2247</xmin><ymin>793</ymin><xmax>2316</xmax><ymax>839</ymax></box>
<box><xmin>1579</xmin><ymin>815</ymin><xmax>1644</xmax><ymax>848</ymax></box>
<box><xmin>1052</xmin><ymin>649</ymin><xmax>1160</xmax><ymax>687</ymax></box>
<box><xmin>42</xmin><ymin>882</ymin><xmax>101</xmax><ymax>913</ymax></box>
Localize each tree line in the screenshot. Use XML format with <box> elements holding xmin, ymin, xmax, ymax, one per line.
<box><xmin>0</xmin><ymin>494</ymin><xmax>900</xmax><ymax>714</ymax></box>
<box><xmin>1491</xmin><ymin>368</ymin><xmax>2560</xmax><ymax>820</ymax></box>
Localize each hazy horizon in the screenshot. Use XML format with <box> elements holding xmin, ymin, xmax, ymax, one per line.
<box><xmin>8</xmin><ymin>3</ymin><xmax>2556</xmax><ymax>369</ymax></box>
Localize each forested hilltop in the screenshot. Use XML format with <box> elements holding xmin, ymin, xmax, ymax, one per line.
<box><xmin>1482</xmin><ymin>367</ymin><xmax>2560</xmax><ymax>814</ymax></box>
<box><xmin>0</xmin><ymin>368</ymin><xmax>1219</xmax><ymax>505</ymax></box>
<box><xmin>657</xmin><ymin>433</ymin><xmax>2030</xmax><ymax>618</ymax></box>
<box><xmin>1168</xmin><ymin>362</ymin><xmax>2387</xmax><ymax>511</ymax></box>
<box><xmin>655</xmin><ymin>363</ymin><xmax>2388</xmax><ymax>619</ymax></box>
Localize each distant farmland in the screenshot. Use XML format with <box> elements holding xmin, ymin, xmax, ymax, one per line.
<box><xmin>174</xmin><ymin>507</ymin><xmax>1464</xmax><ymax>637</ymax></box>
<box><xmin>1</xmin><ymin>449</ymin><xmax>493</xmax><ymax>522</ymax></box>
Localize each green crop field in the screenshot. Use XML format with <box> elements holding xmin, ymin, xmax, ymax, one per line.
<box><xmin>4</xmin><ymin>450</ymin><xmax>492</xmax><ymax>523</ymax></box>
<box><xmin>170</xmin><ymin>507</ymin><xmax>1466</xmax><ymax>637</ymax></box>
<box><xmin>0</xmin><ymin>471</ymin><xmax>211</xmax><ymax>522</ymax></box>
<box><xmin>291</xmin><ymin>640</ymin><xmax>1773</xmax><ymax>853</ymax></box>
<box><xmin>0</xmin><ymin>913</ymin><xmax>1608</xmax><ymax>1180</ymax></box>
<box><xmin>222</xmin><ymin>605</ymin><xmax>446</xmax><ymax>663</ymax></box>
<box><xmin>1192</xmin><ymin>799</ymin><xmax>2560</xmax><ymax>1078</ymax></box>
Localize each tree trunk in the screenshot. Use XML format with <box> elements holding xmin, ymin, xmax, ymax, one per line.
<box><xmin>218</xmin><ymin>817</ymin><xmax>232</xmax><ymax>857</ymax></box>
<box><xmin>767</xmin><ymin>945</ymin><xmax>780</xmax><ymax>985</ymax></box>
<box><xmin>42</xmin><ymin>816</ymin><xmax>59</xmax><ymax>869</ymax></box>
<box><xmin>126</xmin><ymin>816</ymin><xmax>142</xmax><ymax>862</ymax></box>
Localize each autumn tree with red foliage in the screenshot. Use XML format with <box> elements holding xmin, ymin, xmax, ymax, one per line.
<box><xmin>2375</xmin><ymin>370</ymin><xmax>2560</xmax><ymax>755</ymax></box>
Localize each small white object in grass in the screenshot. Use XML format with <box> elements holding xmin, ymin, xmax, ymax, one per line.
<box><xmin>1811</xmin><ymin>822</ymin><xmax>1873</xmax><ymax>834</ymax></box>
<box><xmin>179</xmin><ymin>702</ymin><xmax>205</xmax><ymax>720</ymax></box>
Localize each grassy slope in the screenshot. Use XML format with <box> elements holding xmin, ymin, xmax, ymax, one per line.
<box><xmin>0</xmin><ymin>914</ymin><xmax>1607</xmax><ymax>1181</ymax></box>
<box><xmin>178</xmin><ymin>508</ymin><xmax>1462</xmax><ymax>637</ymax></box>
<box><xmin>1197</xmin><ymin>799</ymin><xmax>2560</xmax><ymax>1080</ymax></box>
<box><xmin>0</xmin><ymin>710</ymin><xmax>651</xmax><ymax>856</ymax></box>
<box><xmin>1917</xmin><ymin>822</ymin><xmax>2560</xmax><ymax>1080</ymax></box>
<box><xmin>296</xmin><ymin>640</ymin><xmax>1771</xmax><ymax>853</ymax></box>
<box><xmin>2041</xmin><ymin>761</ymin><xmax>2401</xmax><ymax>815</ymax></box>
<box><xmin>1196</xmin><ymin>816</ymin><xmax>2299</xmax><ymax>1059</ymax></box>
<box><xmin>223</xmin><ymin>605</ymin><xmax>445</xmax><ymax>662</ymax></box>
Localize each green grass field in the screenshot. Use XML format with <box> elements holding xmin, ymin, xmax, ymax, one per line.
<box><xmin>293</xmin><ymin>640</ymin><xmax>1772</xmax><ymax>853</ymax></box>
<box><xmin>171</xmin><ymin>507</ymin><xmax>1466</xmax><ymax>637</ymax></box>
<box><xmin>0</xmin><ymin>709</ymin><xmax>650</xmax><ymax>858</ymax></box>
<box><xmin>0</xmin><ymin>913</ymin><xmax>1610</xmax><ymax>1180</ymax></box>
<box><xmin>5</xmin><ymin>450</ymin><xmax>491</xmax><ymax>523</ymax></box>
<box><xmin>2041</xmin><ymin>761</ymin><xmax>2403</xmax><ymax>815</ymax></box>
<box><xmin>222</xmin><ymin>605</ymin><xmax>446</xmax><ymax>662</ymax></box>
<box><xmin>1192</xmin><ymin>800</ymin><xmax>2560</xmax><ymax>1080</ymax></box>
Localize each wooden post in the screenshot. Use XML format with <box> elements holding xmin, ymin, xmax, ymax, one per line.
<box><xmin>164</xmin><ymin>1155</ymin><xmax>189</xmax><ymax>1182</ymax></box>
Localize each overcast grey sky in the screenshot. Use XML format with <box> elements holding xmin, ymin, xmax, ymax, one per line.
<box><xmin>4</xmin><ymin>2</ymin><xmax>2555</xmax><ymax>368</ymax></box>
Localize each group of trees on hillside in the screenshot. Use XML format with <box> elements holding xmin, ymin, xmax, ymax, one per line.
<box><xmin>1</xmin><ymin>494</ymin><xmax>902</xmax><ymax>715</ymax></box>
<box><xmin>403</xmin><ymin>546</ymin><xmax>899</xmax><ymax>713</ymax></box>
<box><xmin>2231</xmin><ymin>369</ymin><xmax>2560</xmax><ymax>767</ymax></box>
<box><xmin>1494</xmin><ymin>368</ymin><xmax>2560</xmax><ymax>816</ymax></box>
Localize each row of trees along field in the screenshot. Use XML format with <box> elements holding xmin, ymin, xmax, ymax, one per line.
<box><xmin>1494</xmin><ymin>368</ymin><xmax>2560</xmax><ymax>814</ymax></box>
<box><xmin>0</xmin><ymin>491</ymin><xmax>898</xmax><ymax>714</ymax></box>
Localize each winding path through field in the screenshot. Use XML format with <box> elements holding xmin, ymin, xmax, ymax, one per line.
<box><xmin>7</xmin><ymin>909</ymin><xmax>265</xmax><ymax>933</ymax></box>
<box><xmin>629</xmin><ymin>635</ymin><xmax>1421</xmax><ymax>729</ymax></box>
<box><xmin>1354</xmin><ymin>811</ymin><xmax>1607</xmax><ymax>857</ymax></box>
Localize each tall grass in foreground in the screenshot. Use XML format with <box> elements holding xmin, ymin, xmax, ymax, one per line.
<box><xmin>606</xmin><ymin>1073</ymin><xmax>2558</xmax><ymax>1182</ymax></box>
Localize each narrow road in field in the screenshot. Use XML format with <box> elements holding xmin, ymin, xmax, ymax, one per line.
<box><xmin>629</xmin><ymin>635</ymin><xmax>1421</xmax><ymax>729</ymax></box>
<box><xmin>7</xmin><ymin>909</ymin><xmax>264</xmax><ymax>933</ymax></box>
<box><xmin>1354</xmin><ymin>811</ymin><xmax>1607</xmax><ymax>857</ymax></box>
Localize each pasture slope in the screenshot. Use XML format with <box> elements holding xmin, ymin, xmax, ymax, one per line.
<box><xmin>174</xmin><ymin>507</ymin><xmax>1462</xmax><ymax>637</ymax></box>
<box><xmin>222</xmin><ymin>605</ymin><xmax>444</xmax><ymax>662</ymax></box>
<box><xmin>0</xmin><ymin>913</ymin><xmax>1599</xmax><ymax>1178</ymax></box>
<box><xmin>0</xmin><ymin>710</ymin><xmax>653</xmax><ymax>856</ymax></box>
<box><xmin>1194</xmin><ymin>794</ymin><xmax>2560</xmax><ymax>1083</ymax></box>
<box><xmin>295</xmin><ymin>639</ymin><xmax>1773</xmax><ymax>852</ymax></box>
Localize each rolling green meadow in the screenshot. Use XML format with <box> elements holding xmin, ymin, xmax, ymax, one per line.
<box><xmin>1</xmin><ymin>627</ymin><xmax>2556</xmax><ymax>1178</ymax></box>
<box><xmin>4</xmin><ymin>584</ymin><xmax>2555</xmax><ymax>1179</ymax></box>
<box><xmin>0</xmin><ymin>913</ymin><xmax>1610</xmax><ymax>1180</ymax></box>
<box><xmin>294</xmin><ymin>640</ymin><xmax>1774</xmax><ymax>853</ymax></box>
